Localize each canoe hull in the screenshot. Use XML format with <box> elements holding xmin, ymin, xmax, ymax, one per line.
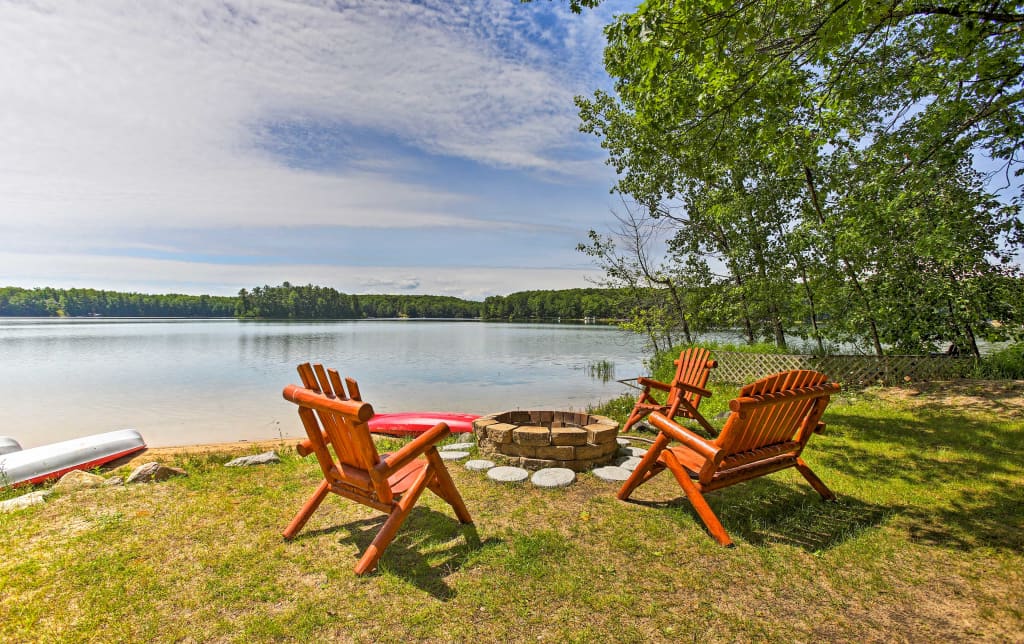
<box><xmin>0</xmin><ymin>429</ymin><xmax>146</xmax><ymax>486</ymax></box>
<box><xmin>367</xmin><ymin>412</ymin><xmax>478</xmax><ymax>436</ymax></box>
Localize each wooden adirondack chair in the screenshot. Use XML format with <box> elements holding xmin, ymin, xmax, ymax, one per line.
<box><xmin>282</xmin><ymin>363</ymin><xmax>473</xmax><ymax>575</ymax></box>
<box><xmin>621</xmin><ymin>347</ymin><xmax>718</xmax><ymax>434</ymax></box>
<box><xmin>618</xmin><ymin>369</ymin><xmax>840</xmax><ymax>546</ymax></box>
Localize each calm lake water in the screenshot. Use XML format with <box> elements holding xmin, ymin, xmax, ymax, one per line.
<box><xmin>0</xmin><ymin>318</ymin><xmax>649</xmax><ymax>448</ymax></box>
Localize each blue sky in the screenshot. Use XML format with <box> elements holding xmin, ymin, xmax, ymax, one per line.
<box><xmin>0</xmin><ymin>0</ymin><xmax>636</xmax><ymax>299</ymax></box>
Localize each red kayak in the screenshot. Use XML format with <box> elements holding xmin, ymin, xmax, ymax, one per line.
<box><xmin>367</xmin><ymin>412</ymin><xmax>478</xmax><ymax>436</ymax></box>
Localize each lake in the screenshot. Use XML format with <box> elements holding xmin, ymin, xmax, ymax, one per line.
<box><xmin>0</xmin><ymin>318</ymin><xmax>650</xmax><ymax>448</ymax></box>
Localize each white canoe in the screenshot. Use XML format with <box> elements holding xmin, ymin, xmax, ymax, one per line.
<box><xmin>0</xmin><ymin>436</ymin><xmax>22</xmax><ymax>456</ymax></box>
<box><xmin>0</xmin><ymin>429</ymin><xmax>146</xmax><ymax>486</ymax></box>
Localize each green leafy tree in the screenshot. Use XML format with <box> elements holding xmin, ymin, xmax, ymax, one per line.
<box><xmin>573</xmin><ymin>0</ymin><xmax>1023</xmax><ymax>355</ymax></box>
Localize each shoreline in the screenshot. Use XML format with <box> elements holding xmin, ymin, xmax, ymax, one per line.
<box><xmin>119</xmin><ymin>438</ymin><xmax>298</xmax><ymax>467</ymax></box>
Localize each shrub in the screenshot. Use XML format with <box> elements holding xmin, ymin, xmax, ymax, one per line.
<box><xmin>976</xmin><ymin>343</ymin><xmax>1024</xmax><ymax>379</ymax></box>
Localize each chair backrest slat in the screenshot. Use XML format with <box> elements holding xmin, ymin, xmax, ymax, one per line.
<box><xmin>668</xmin><ymin>347</ymin><xmax>715</xmax><ymax>411</ymax></box>
<box><xmin>715</xmin><ymin>370</ymin><xmax>837</xmax><ymax>458</ymax></box>
<box><xmin>284</xmin><ymin>363</ymin><xmax>386</xmax><ymax>499</ymax></box>
<box><xmin>296</xmin><ymin>406</ymin><xmax>339</xmax><ymax>483</ymax></box>
<box><xmin>345</xmin><ymin>376</ymin><xmax>362</xmax><ymax>402</ymax></box>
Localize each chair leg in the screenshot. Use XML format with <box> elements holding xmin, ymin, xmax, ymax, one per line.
<box><xmin>283</xmin><ymin>480</ymin><xmax>330</xmax><ymax>540</ymax></box>
<box><xmin>617</xmin><ymin>432</ymin><xmax>671</xmax><ymax>500</ymax></box>
<box><xmin>621</xmin><ymin>410</ymin><xmax>644</xmax><ymax>433</ymax></box>
<box><xmin>355</xmin><ymin>467</ymin><xmax>431</xmax><ymax>575</ymax></box>
<box><xmin>662</xmin><ymin>451</ymin><xmax>733</xmax><ymax>547</ymax></box>
<box><xmin>621</xmin><ymin>392</ymin><xmax>654</xmax><ymax>433</ymax></box>
<box><xmin>795</xmin><ymin>457</ymin><xmax>836</xmax><ymax>500</ymax></box>
<box><xmin>425</xmin><ymin>450</ymin><xmax>473</xmax><ymax>524</ymax></box>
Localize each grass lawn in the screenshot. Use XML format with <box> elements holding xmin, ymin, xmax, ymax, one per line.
<box><xmin>2</xmin><ymin>383</ymin><xmax>1022</xmax><ymax>642</ymax></box>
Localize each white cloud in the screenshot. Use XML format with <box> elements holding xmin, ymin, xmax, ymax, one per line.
<box><xmin>0</xmin><ymin>0</ymin><xmax>616</xmax><ymax>232</ymax></box>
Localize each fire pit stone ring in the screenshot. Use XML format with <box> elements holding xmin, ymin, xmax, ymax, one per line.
<box><xmin>472</xmin><ymin>410</ymin><xmax>620</xmax><ymax>472</ymax></box>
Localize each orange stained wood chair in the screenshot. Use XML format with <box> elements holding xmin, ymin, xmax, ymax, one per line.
<box><xmin>618</xmin><ymin>369</ymin><xmax>840</xmax><ymax>547</ymax></box>
<box><xmin>621</xmin><ymin>346</ymin><xmax>718</xmax><ymax>434</ymax></box>
<box><xmin>282</xmin><ymin>363</ymin><xmax>473</xmax><ymax>575</ymax></box>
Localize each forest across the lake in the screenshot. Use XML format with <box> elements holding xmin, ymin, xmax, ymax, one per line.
<box><xmin>0</xmin><ymin>284</ymin><xmax>629</xmax><ymax>321</ymax></box>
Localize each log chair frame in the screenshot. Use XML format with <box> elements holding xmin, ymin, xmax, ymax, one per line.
<box><xmin>622</xmin><ymin>346</ymin><xmax>718</xmax><ymax>434</ymax></box>
<box><xmin>618</xmin><ymin>369</ymin><xmax>840</xmax><ymax>546</ymax></box>
<box><xmin>282</xmin><ymin>362</ymin><xmax>473</xmax><ymax>575</ymax></box>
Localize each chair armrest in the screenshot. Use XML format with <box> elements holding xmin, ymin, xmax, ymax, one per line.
<box><xmin>637</xmin><ymin>376</ymin><xmax>671</xmax><ymax>392</ymax></box>
<box><xmin>649</xmin><ymin>412</ymin><xmax>720</xmax><ymax>462</ymax></box>
<box><xmin>295</xmin><ymin>432</ymin><xmax>328</xmax><ymax>457</ymax></box>
<box><xmin>674</xmin><ymin>381</ymin><xmax>712</xmax><ymax>398</ymax></box>
<box><xmin>375</xmin><ymin>422</ymin><xmax>452</xmax><ymax>477</ymax></box>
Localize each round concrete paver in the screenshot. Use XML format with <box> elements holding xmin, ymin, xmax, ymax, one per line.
<box><xmin>442</xmin><ymin>442</ymin><xmax>476</xmax><ymax>451</ymax></box>
<box><xmin>618</xmin><ymin>446</ymin><xmax>648</xmax><ymax>458</ymax></box>
<box><xmin>465</xmin><ymin>459</ymin><xmax>495</xmax><ymax>471</ymax></box>
<box><xmin>487</xmin><ymin>466</ymin><xmax>529</xmax><ymax>483</ymax></box>
<box><xmin>614</xmin><ymin>456</ymin><xmax>643</xmax><ymax>471</ymax></box>
<box><xmin>439</xmin><ymin>451</ymin><xmax>470</xmax><ymax>461</ymax></box>
<box><xmin>616</xmin><ymin>437</ymin><xmax>631</xmax><ymax>447</ymax></box>
<box><xmin>531</xmin><ymin>468</ymin><xmax>576</xmax><ymax>489</ymax></box>
<box><xmin>592</xmin><ymin>466</ymin><xmax>631</xmax><ymax>482</ymax></box>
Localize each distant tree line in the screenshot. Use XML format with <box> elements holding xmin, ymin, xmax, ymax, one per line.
<box><xmin>480</xmin><ymin>288</ymin><xmax>627</xmax><ymax>320</ymax></box>
<box><xmin>0</xmin><ymin>286</ymin><xmax>236</xmax><ymax>317</ymax></box>
<box><xmin>234</xmin><ymin>283</ymin><xmax>481</xmax><ymax>319</ymax></box>
<box><xmin>2</xmin><ymin>283</ymin><xmax>641</xmax><ymax>322</ymax></box>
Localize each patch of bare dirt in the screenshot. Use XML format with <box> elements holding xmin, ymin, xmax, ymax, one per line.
<box><xmin>869</xmin><ymin>379</ymin><xmax>1024</xmax><ymax>417</ymax></box>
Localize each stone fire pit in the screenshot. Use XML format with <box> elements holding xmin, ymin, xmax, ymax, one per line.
<box><xmin>473</xmin><ymin>411</ymin><xmax>620</xmax><ymax>472</ymax></box>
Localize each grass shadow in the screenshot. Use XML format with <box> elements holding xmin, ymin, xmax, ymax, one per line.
<box><xmin>627</xmin><ymin>477</ymin><xmax>893</xmax><ymax>552</ymax></box>
<box><xmin>820</xmin><ymin>407</ymin><xmax>1022</xmax><ymax>481</ymax></box>
<box><xmin>899</xmin><ymin>486</ymin><xmax>1024</xmax><ymax>552</ymax></box>
<box><xmin>296</xmin><ymin>507</ymin><xmax>494</xmax><ymax>600</ymax></box>
<box><xmin>811</xmin><ymin>407</ymin><xmax>1023</xmax><ymax>552</ymax></box>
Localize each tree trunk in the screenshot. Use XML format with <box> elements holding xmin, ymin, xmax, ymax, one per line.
<box><xmin>654</xmin><ymin>275</ymin><xmax>692</xmax><ymax>344</ymax></box>
<box><xmin>803</xmin><ymin>165</ymin><xmax>884</xmax><ymax>356</ymax></box>
<box><xmin>783</xmin><ymin>227</ymin><xmax>826</xmax><ymax>354</ymax></box>
<box><xmin>734</xmin><ymin>273</ymin><xmax>757</xmax><ymax>344</ymax></box>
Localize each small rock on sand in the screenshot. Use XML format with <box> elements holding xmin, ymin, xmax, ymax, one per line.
<box><xmin>0</xmin><ymin>490</ymin><xmax>51</xmax><ymax>513</ymax></box>
<box><xmin>53</xmin><ymin>470</ymin><xmax>106</xmax><ymax>492</ymax></box>
<box><xmin>224</xmin><ymin>451</ymin><xmax>280</xmax><ymax>467</ymax></box>
<box><xmin>127</xmin><ymin>462</ymin><xmax>186</xmax><ymax>484</ymax></box>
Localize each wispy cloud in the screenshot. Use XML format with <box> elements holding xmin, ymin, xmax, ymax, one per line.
<box><xmin>0</xmin><ymin>1</ymin><xmax>616</xmax><ymax>229</ymax></box>
<box><xmin>0</xmin><ymin>0</ymin><xmax>630</xmax><ymax>295</ymax></box>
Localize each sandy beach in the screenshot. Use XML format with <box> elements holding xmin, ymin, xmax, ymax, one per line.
<box><xmin>118</xmin><ymin>438</ymin><xmax>297</xmax><ymax>467</ymax></box>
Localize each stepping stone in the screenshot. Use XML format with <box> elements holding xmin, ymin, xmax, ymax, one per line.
<box><xmin>487</xmin><ymin>466</ymin><xmax>529</xmax><ymax>483</ymax></box>
<box><xmin>441</xmin><ymin>442</ymin><xmax>475</xmax><ymax>451</ymax></box>
<box><xmin>592</xmin><ymin>466</ymin><xmax>631</xmax><ymax>482</ymax></box>
<box><xmin>465</xmin><ymin>459</ymin><xmax>495</xmax><ymax>471</ymax></box>
<box><xmin>531</xmin><ymin>468</ymin><xmax>575</xmax><ymax>489</ymax></box>
<box><xmin>617</xmin><ymin>446</ymin><xmax>648</xmax><ymax>458</ymax></box>
<box><xmin>614</xmin><ymin>456</ymin><xmax>643</xmax><ymax>471</ymax></box>
<box><xmin>616</xmin><ymin>438</ymin><xmax>631</xmax><ymax>447</ymax></box>
<box><xmin>439</xmin><ymin>451</ymin><xmax>470</xmax><ymax>461</ymax></box>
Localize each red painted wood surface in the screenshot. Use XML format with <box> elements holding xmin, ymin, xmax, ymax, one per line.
<box><xmin>367</xmin><ymin>412</ymin><xmax>478</xmax><ymax>436</ymax></box>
